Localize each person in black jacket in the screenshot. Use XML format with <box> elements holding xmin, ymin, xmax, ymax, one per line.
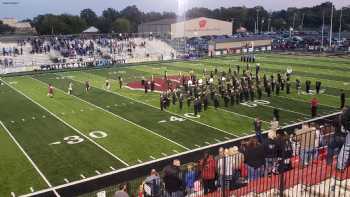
<box><xmin>241</xmin><ymin>138</ymin><xmax>266</xmax><ymax>181</ymax></box>
<box><xmin>340</xmin><ymin>90</ymin><xmax>346</xmax><ymax>109</ymax></box>
<box><xmin>163</xmin><ymin>160</ymin><xmax>184</xmax><ymax>197</ymax></box>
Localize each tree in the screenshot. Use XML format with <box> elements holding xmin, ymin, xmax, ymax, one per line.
<box><xmin>112</xmin><ymin>18</ymin><xmax>131</xmax><ymax>33</ymax></box>
<box><xmin>80</xmin><ymin>9</ymin><xmax>98</xmax><ymax>27</ymax></box>
<box><xmin>120</xmin><ymin>5</ymin><xmax>142</xmax><ymax>32</ymax></box>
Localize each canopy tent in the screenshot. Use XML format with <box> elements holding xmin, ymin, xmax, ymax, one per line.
<box><xmin>82</xmin><ymin>26</ymin><xmax>99</xmax><ymax>34</ymax></box>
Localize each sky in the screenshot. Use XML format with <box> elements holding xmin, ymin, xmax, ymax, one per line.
<box><xmin>0</xmin><ymin>0</ymin><xmax>348</xmax><ymax>20</ymax></box>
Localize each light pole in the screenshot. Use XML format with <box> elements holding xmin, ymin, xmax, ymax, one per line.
<box><xmin>267</xmin><ymin>18</ymin><xmax>271</xmax><ymax>32</ymax></box>
<box><xmin>338</xmin><ymin>7</ymin><xmax>343</xmax><ymax>42</ymax></box>
<box><xmin>329</xmin><ymin>3</ymin><xmax>334</xmax><ymax>48</ymax></box>
<box><xmin>321</xmin><ymin>11</ymin><xmax>325</xmax><ymax>50</ymax></box>
<box><xmin>256</xmin><ymin>8</ymin><xmax>260</xmax><ymax>34</ymax></box>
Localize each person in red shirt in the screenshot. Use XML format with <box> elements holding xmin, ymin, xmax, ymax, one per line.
<box><xmin>311</xmin><ymin>97</ymin><xmax>319</xmax><ymax>118</ymax></box>
<box><xmin>199</xmin><ymin>152</ymin><xmax>217</xmax><ymax>195</ymax></box>
<box><xmin>47</xmin><ymin>84</ymin><xmax>54</xmax><ymax>98</ymax></box>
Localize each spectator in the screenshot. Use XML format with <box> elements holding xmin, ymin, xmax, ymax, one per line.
<box><xmin>199</xmin><ymin>152</ymin><xmax>216</xmax><ymax>194</ymax></box>
<box><xmin>227</xmin><ymin>146</ymin><xmax>244</xmax><ymax>189</ymax></box>
<box><xmin>337</xmin><ymin>106</ymin><xmax>350</xmax><ymax>170</ymax></box>
<box><xmin>295</xmin><ymin>124</ymin><xmax>317</xmax><ymax>166</ymax></box>
<box><xmin>184</xmin><ymin>164</ymin><xmax>196</xmax><ymax>195</ymax></box>
<box><xmin>143</xmin><ymin>169</ymin><xmax>161</xmax><ymax>197</ymax></box>
<box><xmin>241</xmin><ymin>138</ymin><xmax>266</xmax><ymax>181</ymax></box>
<box><xmin>215</xmin><ymin>147</ymin><xmax>225</xmax><ymax>188</ymax></box>
<box><xmin>264</xmin><ymin>130</ymin><xmax>278</xmax><ymax>175</ymax></box>
<box><xmin>254</xmin><ymin>117</ymin><xmax>263</xmax><ymax>143</ymax></box>
<box><xmin>163</xmin><ymin>159</ymin><xmax>184</xmax><ymax>197</ymax></box>
<box><xmin>114</xmin><ymin>183</ymin><xmax>129</xmax><ymax>197</ymax></box>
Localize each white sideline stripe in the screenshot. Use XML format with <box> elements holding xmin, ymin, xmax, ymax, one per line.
<box><xmin>30</xmin><ymin>187</ymin><xmax>34</xmax><ymax>192</ymax></box>
<box><xmin>277</xmin><ymin>95</ymin><xmax>337</xmax><ymax>109</ymax></box>
<box><xmin>5</xmin><ymin>79</ymin><xmax>130</xmax><ymax>167</ymax></box>
<box><xmin>0</xmin><ymin>121</ymin><xmax>60</xmax><ymax>197</ymax></box>
<box><xmin>32</xmin><ymin>77</ymin><xmax>190</xmax><ymax>152</ymax></box>
<box><xmin>214</xmin><ymin>107</ymin><xmax>269</xmax><ymax>124</ymax></box>
<box><xmin>257</xmin><ymin>102</ymin><xmax>308</xmax><ymax>116</ymax></box>
<box><xmin>95</xmin><ymin>170</ymin><xmax>101</xmax><ymax>175</ymax></box>
<box><xmin>64</xmin><ymin>178</ymin><xmax>69</xmax><ymax>183</ymax></box>
<box><xmin>110</xmin><ymin>166</ymin><xmax>116</xmax><ymax>171</ymax></box>
<box><xmin>80</xmin><ymin>174</ymin><xmax>86</xmax><ymax>179</ymax></box>
<box><xmin>79</xmin><ymin>79</ymin><xmax>239</xmax><ymax>138</ymax></box>
<box><xmin>17</xmin><ymin>112</ymin><xmax>342</xmax><ymax>197</ymax></box>
<box><xmin>150</xmin><ymin>156</ymin><xmax>156</xmax><ymax>160</ymax></box>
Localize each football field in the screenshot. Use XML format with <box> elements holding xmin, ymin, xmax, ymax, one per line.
<box><xmin>0</xmin><ymin>53</ymin><xmax>349</xmax><ymax>196</ymax></box>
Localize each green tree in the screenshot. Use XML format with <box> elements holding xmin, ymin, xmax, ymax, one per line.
<box><xmin>80</xmin><ymin>8</ymin><xmax>98</xmax><ymax>27</ymax></box>
<box><xmin>112</xmin><ymin>18</ymin><xmax>131</xmax><ymax>33</ymax></box>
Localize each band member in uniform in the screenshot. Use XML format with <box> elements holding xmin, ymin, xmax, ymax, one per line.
<box><xmin>177</xmin><ymin>93</ymin><xmax>183</xmax><ymax>110</ymax></box>
<box><xmin>203</xmin><ymin>93</ymin><xmax>209</xmax><ymax>111</ymax></box>
<box><xmin>224</xmin><ymin>92</ymin><xmax>229</xmax><ymax>107</ymax></box>
<box><xmin>315</xmin><ymin>81</ymin><xmax>322</xmax><ymax>94</ymax></box>
<box><xmin>305</xmin><ymin>80</ymin><xmax>311</xmax><ymax>94</ymax></box>
<box><xmin>286</xmin><ymin>81</ymin><xmax>291</xmax><ymax>94</ymax></box>
<box><xmin>160</xmin><ymin>94</ymin><xmax>164</xmax><ymax>111</ymax></box>
<box><xmin>296</xmin><ymin>79</ymin><xmax>301</xmax><ymax>95</ymax></box>
<box><xmin>68</xmin><ymin>82</ymin><xmax>73</xmax><ymax>95</ymax></box>
<box><xmin>47</xmin><ymin>84</ymin><xmax>54</xmax><ymax>97</ymax></box>
<box><xmin>340</xmin><ymin>90</ymin><xmax>346</xmax><ymax>109</ymax></box>
<box><xmin>118</xmin><ymin>76</ymin><xmax>123</xmax><ymax>89</ymax></box>
<box><xmin>105</xmin><ymin>79</ymin><xmax>111</xmax><ymax>90</ymax></box>
<box><xmin>257</xmin><ymin>84</ymin><xmax>262</xmax><ymax>99</ymax></box>
<box><xmin>85</xmin><ymin>81</ymin><xmax>90</xmax><ymax>92</ymax></box>
<box><xmin>214</xmin><ymin>93</ymin><xmax>220</xmax><ymax>109</ymax></box>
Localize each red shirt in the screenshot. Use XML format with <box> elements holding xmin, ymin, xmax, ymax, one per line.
<box><xmin>311</xmin><ymin>98</ymin><xmax>319</xmax><ymax>107</ymax></box>
<box><xmin>48</xmin><ymin>86</ymin><xmax>53</xmax><ymax>93</ymax></box>
<box><xmin>199</xmin><ymin>155</ymin><xmax>216</xmax><ymax>180</ymax></box>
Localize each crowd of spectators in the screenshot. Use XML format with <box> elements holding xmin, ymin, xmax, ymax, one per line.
<box><xmin>113</xmin><ymin>106</ymin><xmax>350</xmax><ymax>197</ymax></box>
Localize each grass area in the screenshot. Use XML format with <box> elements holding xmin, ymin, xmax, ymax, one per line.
<box><xmin>0</xmin><ymin>53</ymin><xmax>347</xmax><ymax>195</ymax></box>
<box><xmin>0</xmin><ymin>122</ymin><xmax>47</xmax><ymax>196</ymax></box>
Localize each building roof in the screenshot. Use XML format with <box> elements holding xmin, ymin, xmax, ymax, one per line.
<box><xmin>213</xmin><ymin>36</ymin><xmax>272</xmax><ymax>43</ymax></box>
<box><xmin>83</xmin><ymin>26</ymin><xmax>99</xmax><ymax>33</ymax></box>
<box><xmin>140</xmin><ymin>18</ymin><xmax>177</xmax><ymax>26</ymax></box>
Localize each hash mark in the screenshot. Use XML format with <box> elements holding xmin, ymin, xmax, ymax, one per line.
<box><xmin>11</xmin><ymin>192</ymin><xmax>15</xmax><ymax>197</ymax></box>
<box><xmin>161</xmin><ymin>153</ymin><xmax>167</xmax><ymax>157</ymax></box>
<box><xmin>80</xmin><ymin>174</ymin><xmax>86</xmax><ymax>179</ymax></box>
<box><xmin>110</xmin><ymin>166</ymin><xmax>116</xmax><ymax>171</ymax></box>
<box><xmin>64</xmin><ymin>178</ymin><xmax>69</xmax><ymax>183</ymax></box>
<box><xmin>95</xmin><ymin>170</ymin><xmax>101</xmax><ymax>175</ymax></box>
<box><xmin>42</xmin><ymin>115</ymin><xmax>46</xmax><ymax>118</ymax></box>
<box><xmin>224</xmin><ymin>137</ymin><xmax>230</xmax><ymax>140</ymax></box>
<box><xmin>137</xmin><ymin>159</ymin><xmax>143</xmax><ymax>163</ymax></box>
<box><xmin>30</xmin><ymin>187</ymin><xmax>34</xmax><ymax>192</ymax></box>
<box><xmin>173</xmin><ymin>150</ymin><xmax>179</xmax><ymax>153</ymax></box>
<box><xmin>205</xmin><ymin>141</ymin><xmax>210</xmax><ymax>145</ymax></box>
<box><xmin>80</xmin><ymin>109</ymin><xmax>84</xmax><ymax>112</ymax></box>
<box><xmin>215</xmin><ymin>139</ymin><xmax>221</xmax><ymax>142</ymax></box>
<box><xmin>194</xmin><ymin>144</ymin><xmax>201</xmax><ymax>148</ymax></box>
<box><xmin>21</xmin><ymin>119</ymin><xmax>25</xmax><ymax>122</ymax></box>
<box><xmin>32</xmin><ymin>117</ymin><xmax>36</xmax><ymax>120</ymax></box>
<box><xmin>150</xmin><ymin>155</ymin><xmax>156</xmax><ymax>160</ymax></box>
<box><xmin>11</xmin><ymin>121</ymin><xmax>15</xmax><ymax>123</ymax></box>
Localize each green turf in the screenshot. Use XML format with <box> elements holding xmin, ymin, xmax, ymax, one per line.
<box><xmin>0</xmin><ymin>123</ymin><xmax>47</xmax><ymax>196</ymax></box>
<box><xmin>0</xmin><ymin>79</ymin><xmax>124</xmax><ymax>186</ymax></box>
<box><xmin>9</xmin><ymin>76</ymin><xmax>184</xmax><ymax>164</ymax></box>
<box><xmin>0</xmin><ymin>53</ymin><xmax>348</xmax><ymax>195</ymax></box>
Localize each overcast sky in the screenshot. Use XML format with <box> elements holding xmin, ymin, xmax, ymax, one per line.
<box><xmin>0</xmin><ymin>0</ymin><xmax>347</xmax><ymax>19</ymax></box>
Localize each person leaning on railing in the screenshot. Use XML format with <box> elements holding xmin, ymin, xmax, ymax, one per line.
<box><xmin>295</xmin><ymin>123</ymin><xmax>317</xmax><ymax>167</ymax></box>
<box><xmin>198</xmin><ymin>152</ymin><xmax>217</xmax><ymax>195</ymax></box>
<box><xmin>336</xmin><ymin>106</ymin><xmax>350</xmax><ymax>170</ymax></box>
<box><xmin>241</xmin><ymin>138</ymin><xmax>266</xmax><ymax>181</ymax></box>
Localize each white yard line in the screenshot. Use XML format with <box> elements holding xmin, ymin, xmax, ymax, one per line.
<box><xmin>2</xmin><ymin>79</ymin><xmax>130</xmax><ymax>167</ymax></box>
<box><xmin>256</xmin><ymin>101</ymin><xmax>309</xmax><ymax>116</ymax></box>
<box><xmin>277</xmin><ymin>95</ymin><xmax>338</xmax><ymax>109</ymax></box>
<box><xmin>72</xmin><ymin>77</ymin><xmax>240</xmax><ymax>138</ymax></box>
<box><xmin>30</xmin><ymin>77</ymin><xmax>190</xmax><ymax>151</ymax></box>
<box><xmin>0</xmin><ymin>121</ymin><xmax>60</xmax><ymax>197</ymax></box>
<box><xmin>215</xmin><ymin>107</ymin><xmax>269</xmax><ymax>124</ymax></box>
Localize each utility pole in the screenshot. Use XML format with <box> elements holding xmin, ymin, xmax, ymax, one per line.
<box><xmin>338</xmin><ymin>7</ymin><xmax>343</xmax><ymax>42</ymax></box>
<box><xmin>256</xmin><ymin>8</ymin><xmax>260</xmax><ymax>34</ymax></box>
<box><xmin>261</xmin><ymin>18</ymin><xmax>264</xmax><ymax>33</ymax></box>
<box><xmin>329</xmin><ymin>3</ymin><xmax>334</xmax><ymax>47</ymax></box>
<box><xmin>321</xmin><ymin>11</ymin><xmax>325</xmax><ymax>50</ymax></box>
<box><xmin>268</xmin><ymin>18</ymin><xmax>271</xmax><ymax>32</ymax></box>
<box><xmin>292</xmin><ymin>13</ymin><xmax>296</xmax><ymax>29</ymax></box>
<box><xmin>300</xmin><ymin>13</ymin><xmax>305</xmax><ymax>30</ymax></box>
